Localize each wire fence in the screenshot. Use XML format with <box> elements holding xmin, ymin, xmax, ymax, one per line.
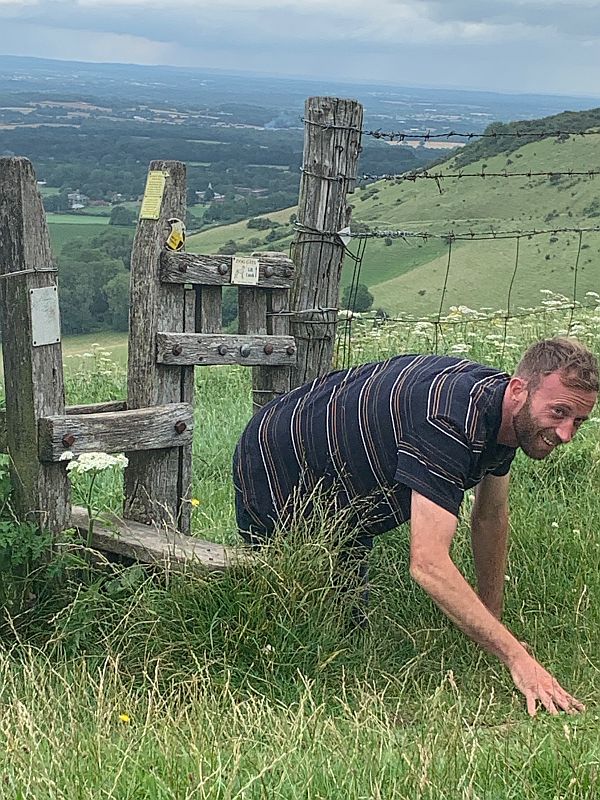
<box><xmin>294</xmin><ymin>115</ymin><xmax>600</xmax><ymax>370</ymax></box>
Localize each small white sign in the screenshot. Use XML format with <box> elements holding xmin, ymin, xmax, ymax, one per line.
<box><xmin>30</xmin><ymin>286</ymin><xmax>61</xmax><ymax>347</ymax></box>
<box><xmin>231</xmin><ymin>256</ymin><xmax>260</xmax><ymax>286</ymax></box>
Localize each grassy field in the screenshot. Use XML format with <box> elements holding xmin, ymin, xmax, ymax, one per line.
<box><xmin>0</xmin><ymin>309</ymin><xmax>599</xmax><ymax>796</ymax></box>
<box><xmin>48</xmin><ymin>218</ymin><xmax>110</xmax><ymax>256</ymax></box>
<box><xmin>2</xmin><ymin>129</ymin><xmax>600</xmax><ymax>797</ymax></box>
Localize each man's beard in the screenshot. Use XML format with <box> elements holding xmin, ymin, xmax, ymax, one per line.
<box><xmin>513</xmin><ymin>396</ymin><xmax>560</xmax><ymax>460</ymax></box>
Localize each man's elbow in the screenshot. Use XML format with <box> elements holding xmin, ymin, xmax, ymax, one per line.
<box><xmin>409</xmin><ymin>550</ymin><xmax>449</xmax><ymax>591</ymax></box>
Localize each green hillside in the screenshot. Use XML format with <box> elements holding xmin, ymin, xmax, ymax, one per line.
<box><xmin>184</xmin><ymin>126</ymin><xmax>600</xmax><ymax>316</ymax></box>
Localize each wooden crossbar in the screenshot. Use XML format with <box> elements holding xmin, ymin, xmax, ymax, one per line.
<box><xmin>156</xmin><ymin>333</ymin><xmax>297</xmax><ymax>367</ymax></box>
<box><xmin>38</xmin><ymin>402</ymin><xmax>193</xmax><ymax>462</ymax></box>
<box><xmin>161</xmin><ymin>251</ymin><xmax>295</xmax><ymax>288</ymax></box>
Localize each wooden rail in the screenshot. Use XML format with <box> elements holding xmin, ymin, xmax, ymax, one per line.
<box><xmin>38</xmin><ymin>402</ymin><xmax>193</xmax><ymax>462</ymax></box>
<box><xmin>156</xmin><ymin>333</ymin><xmax>297</xmax><ymax>367</ymax></box>
<box><xmin>161</xmin><ymin>251</ymin><xmax>295</xmax><ymax>288</ymax></box>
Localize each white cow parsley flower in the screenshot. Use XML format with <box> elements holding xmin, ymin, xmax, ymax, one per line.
<box><xmin>66</xmin><ymin>452</ymin><xmax>128</xmax><ymax>474</ymax></box>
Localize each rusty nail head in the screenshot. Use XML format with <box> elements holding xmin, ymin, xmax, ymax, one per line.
<box><xmin>172</xmin><ymin>344</ymin><xmax>183</xmax><ymax>356</ymax></box>
<box><xmin>62</xmin><ymin>434</ymin><xmax>75</xmax><ymax>448</ymax></box>
<box><xmin>218</xmin><ymin>263</ymin><xmax>229</xmax><ymax>275</ymax></box>
<box><xmin>178</xmin><ymin>261</ymin><xmax>187</xmax><ymax>273</ymax></box>
<box><xmin>264</xmin><ymin>265</ymin><xmax>274</xmax><ymax>278</ymax></box>
<box><xmin>284</xmin><ymin>267</ymin><xmax>293</xmax><ymax>278</ymax></box>
<box><xmin>263</xmin><ymin>343</ymin><xmax>274</xmax><ymax>355</ymax></box>
<box><xmin>217</xmin><ymin>344</ymin><xmax>228</xmax><ymax>356</ymax></box>
<box><xmin>286</xmin><ymin>345</ymin><xmax>296</xmax><ymax>356</ymax></box>
<box><xmin>174</xmin><ymin>421</ymin><xmax>187</xmax><ymax>435</ymax></box>
<box><xmin>240</xmin><ymin>344</ymin><xmax>252</xmax><ymax>358</ymax></box>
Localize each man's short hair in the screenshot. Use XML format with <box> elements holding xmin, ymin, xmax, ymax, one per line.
<box><xmin>514</xmin><ymin>337</ymin><xmax>599</xmax><ymax>393</ymax></box>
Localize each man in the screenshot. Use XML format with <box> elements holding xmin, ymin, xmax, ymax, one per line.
<box><xmin>233</xmin><ymin>337</ymin><xmax>598</xmax><ymax>716</ymax></box>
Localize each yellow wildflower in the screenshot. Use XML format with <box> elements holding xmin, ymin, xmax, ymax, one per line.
<box><xmin>190</xmin><ymin>498</ymin><xmax>201</xmax><ymax>508</ymax></box>
<box><xmin>118</xmin><ymin>713</ymin><xmax>131</xmax><ymax>724</ymax></box>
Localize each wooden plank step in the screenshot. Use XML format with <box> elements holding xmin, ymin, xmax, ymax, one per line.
<box><xmin>156</xmin><ymin>333</ymin><xmax>297</xmax><ymax>367</ymax></box>
<box><xmin>38</xmin><ymin>402</ymin><xmax>193</xmax><ymax>462</ymax></box>
<box><xmin>161</xmin><ymin>251</ymin><xmax>294</xmax><ymax>289</ymax></box>
<box><xmin>70</xmin><ymin>506</ymin><xmax>244</xmax><ymax>572</ymax></box>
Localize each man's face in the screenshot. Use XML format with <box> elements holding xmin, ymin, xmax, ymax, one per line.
<box><xmin>512</xmin><ymin>371</ymin><xmax>597</xmax><ymax>460</ymax></box>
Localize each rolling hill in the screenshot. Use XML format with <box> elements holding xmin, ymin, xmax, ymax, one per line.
<box><xmin>187</xmin><ymin>112</ymin><xmax>600</xmax><ymax>317</ymax></box>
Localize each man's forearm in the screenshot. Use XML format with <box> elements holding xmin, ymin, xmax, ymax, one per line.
<box><xmin>470</xmin><ymin>507</ymin><xmax>509</xmax><ymax>619</ymax></box>
<box><xmin>410</xmin><ymin>554</ymin><xmax>525</xmax><ymax>668</ymax></box>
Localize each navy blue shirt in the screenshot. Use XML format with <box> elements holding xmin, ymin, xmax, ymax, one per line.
<box><xmin>233</xmin><ymin>354</ymin><xmax>516</xmax><ymax>537</ymax></box>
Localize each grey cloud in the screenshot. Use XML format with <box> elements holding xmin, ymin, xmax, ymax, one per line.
<box><xmin>423</xmin><ymin>0</ymin><xmax>600</xmax><ymax>37</ymax></box>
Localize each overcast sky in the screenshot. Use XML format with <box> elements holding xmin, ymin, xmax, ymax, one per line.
<box><xmin>1</xmin><ymin>0</ymin><xmax>600</xmax><ymax>96</ymax></box>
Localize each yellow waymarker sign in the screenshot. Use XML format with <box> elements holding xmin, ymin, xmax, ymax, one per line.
<box><xmin>139</xmin><ymin>170</ymin><xmax>168</xmax><ymax>220</ymax></box>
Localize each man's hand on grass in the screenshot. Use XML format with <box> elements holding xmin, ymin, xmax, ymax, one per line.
<box><xmin>509</xmin><ymin>653</ymin><xmax>585</xmax><ymax>716</ymax></box>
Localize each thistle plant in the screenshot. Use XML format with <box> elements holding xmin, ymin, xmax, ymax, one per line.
<box><xmin>61</xmin><ymin>452</ymin><xmax>129</xmax><ymax>547</ymax></box>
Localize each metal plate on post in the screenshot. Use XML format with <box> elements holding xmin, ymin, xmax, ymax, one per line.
<box><xmin>231</xmin><ymin>256</ymin><xmax>260</xmax><ymax>286</ymax></box>
<box><xmin>30</xmin><ymin>286</ymin><xmax>61</xmax><ymax>347</ymax></box>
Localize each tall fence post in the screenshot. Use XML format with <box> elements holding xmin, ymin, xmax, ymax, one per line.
<box><xmin>290</xmin><ymin>96</ymin><xmax>363</xmax><ymax>387</ymax></box>
<box><xmin>124</xmin><ymin>160</ymin><xmax>194</xmax><ymax>533</ymax></box>
<box><xmin>0</xmin><ymin>157</ymin><xmax>70</xmax><ymax>532</ymax></box>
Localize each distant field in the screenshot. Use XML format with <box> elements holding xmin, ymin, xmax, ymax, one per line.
<box><xmin>187</xmin><ymin>207</ymin><xmax>294</xmax><ymax>254</ymax></box>
<box><xmin>62</xmin><ymin>332</ymin><xmax>128</xmax><ymax>364</ymax></box>
<box><xmin>48</xmin><ymin>221</ymin><xmax>109</xmax><ymax>256</ymax></box>
<box><xmin>46</xmin><ymin>213</ymin><xmax>110</xmax><ymax>225</ymax></box>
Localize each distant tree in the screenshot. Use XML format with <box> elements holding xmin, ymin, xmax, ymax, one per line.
<box><xmin>218</xmin><ymin>240</ymin><xmax>238</xmax><ymax>255</ymax></box>
<box><xmin>341</xmin><ymin>283</ymin><xmax>374</xmax><ymax>313</ymax></box>
<box><xmin>58</xmin><ymin>242</ymin><xmax>128</xmax><ymax>334</ymax></box>
<box><xmin>247</xmin><ymin>217</ymin><xmax>272</xmax><ymax>230</ymax></box>
<box><xmin>90</xmin><ymin>229</ymin><xmax>134</xmax><ymax>268</ymax></box>
<box><xmin>103</xmin><ymin>272</ymin><xmax>131</xmax><ymax>330</ymax></box>
<box><xmin>109</xmin><ymin>205</ymin><xmax>136</xmax><ymax>226</ymax></box>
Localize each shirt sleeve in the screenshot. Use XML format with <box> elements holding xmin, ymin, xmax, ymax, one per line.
<box><xmin>394</xmin><ymin>416</ymin><xmax>471</xmax><ymax>518</ymax></box>
<box><xmin>488</xmin><ymin>451</ymin><xmax>515</xmax><ymax>477</ymax></box>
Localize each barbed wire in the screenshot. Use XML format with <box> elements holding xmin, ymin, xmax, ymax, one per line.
<box><xmin>361</xmin><ymin>169</ymin><xmax>600</xmax><ymax>182</ymax></box>
<box><xmin>302</xmin><ymin>116</ymin><xmax>600</xmax><ymax>142</ymax></box>
<box><xmin>268</xmin><ymin>302</ymin><xmax>591</xmax><ymax>326</ymax></box>
<box><xmin>346</xmin><ymin>224</ymin><xmax>600</xmax><ymax>242</ymax></box>
<box><xmin>364</xmin><ymin>128</ymin><xmax>600</xmax><ymax>142</ymax></box>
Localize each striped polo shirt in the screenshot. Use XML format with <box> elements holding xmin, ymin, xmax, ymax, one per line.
<box><xmin>233</xmin><ymin>354</ymin><xmax>516</xmax><ymax>538</ymax></box>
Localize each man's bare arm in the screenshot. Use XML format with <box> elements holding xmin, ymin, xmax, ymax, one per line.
<box><xmin>409</xmin><ymin>490</ymin><xmax>584</xmax><ymax>716</ymax></box>
<box><xmin>471</xmin><ymin>473</ymin><xmax>510</xmax><ymax>619</ymax></box>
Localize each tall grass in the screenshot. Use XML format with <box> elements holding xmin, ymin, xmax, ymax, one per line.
<box><xmin>0</xmin><ymin>299</ymin><xmax>598</xmax><ymax>797</ymax></box>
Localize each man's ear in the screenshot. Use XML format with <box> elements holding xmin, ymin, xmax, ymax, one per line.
<box><xmin>506</xmin><ymin>376</ymin><xmax>528</xmax><ymax>407</ymax></box>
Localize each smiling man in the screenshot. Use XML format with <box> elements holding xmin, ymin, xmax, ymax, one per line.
<box><xmin>233</xmin><ymin>337</ymin><xmax>598</xmax><ymax>716</ymax></box>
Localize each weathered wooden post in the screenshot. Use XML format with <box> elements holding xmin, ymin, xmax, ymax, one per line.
<box><xmin>290</xmin><ymin>96</ymin><xmax>363</xmax><ymax>387</ymax></box>
<box><xmin>0</xmin><ymin>157</ymin><xmax>70</xmax><ymax>532</ymax></box>
<box><xmin>124</xmin><ymin>160</ymin><xmax>194</xmax><ymax>534</ymax></box>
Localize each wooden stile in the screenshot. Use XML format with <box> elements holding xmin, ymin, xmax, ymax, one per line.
<box><xmin>0</xmin><ymin>96</ymin><xmax>358</xmax><ymax>562</ymax></box>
